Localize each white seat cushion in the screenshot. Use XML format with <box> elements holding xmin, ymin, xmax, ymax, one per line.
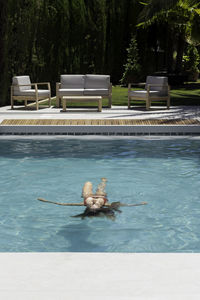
<box><xmin>58</xmin><ymin>89</ymin><xmax>84</xmax><ymax>96</ymax></box>
<box><xmin>84</xmin><ymin>89</ymin><xmax>108</xmax><ymax>96</ymax></box>
<box><xmin>14</xmin><ymin>89</ymin><xmax>50</xmax><ymax>97</ymax></box>
<box><xmin>85</xmin><ymin>75</ymin><xmax>110</xmax><ymax>89</ymax></box>
<box><xmin>60</xmin><ymin>75</ymin><xmax>85</xmax><ymax>89</ymax></box>
<box><xmin>129</xmin><ymin>90</ymin><xmax>163</xmax><ymax>98</ymax></box>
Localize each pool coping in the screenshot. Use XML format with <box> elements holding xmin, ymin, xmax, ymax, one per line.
<box><xmin>1</xmin><ymin>124</ymin><xmax>200</xmax><ymax>135</ymax></box>
<box><xmin>1</xmin><ymin>253</ymin><xmax>200</xmax><ymax>299</ymax></box>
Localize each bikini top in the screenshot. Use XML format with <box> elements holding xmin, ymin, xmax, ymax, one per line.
<box><xmin>84</xmin><ymin>195</ymin><xmax>108</xmax><ymax>206</ymax></box>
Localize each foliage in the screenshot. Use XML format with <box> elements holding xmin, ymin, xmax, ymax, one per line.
<box><xmin>183</xmin><ymin>44</ymin><xmax>200</xmax><ymax>80</ymax></box>
<box><xmin>1</xmin><ymin>0</ymin><xmax>200</xmax><ymax>106</ymax></box>
<box><xmin>137</xmin><ymin>0</ymin><xmax>200</xmax><ymax>74</ymax></box>
<box><xmin>0</xmin><ymin>0</ymin><xmax>140</xmax><ymax>105</ymax></box>
<box><xmin>183</xmin><ymin>45</ymin><xmax>200</xmax><ymax>72</ymax></box>
<box><xmin>120</xmin><ymin>37</ymin><xmax>142</xmax><ymax>84</ymax></box>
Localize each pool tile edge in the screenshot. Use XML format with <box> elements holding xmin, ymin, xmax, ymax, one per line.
<box><xmin>0</xmin><ymin>125</ymin><xmax>200</xmax><ymax>135</ymax></box>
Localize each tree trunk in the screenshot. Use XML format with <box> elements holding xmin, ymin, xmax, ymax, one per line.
<box><xmin>175</xmin><ymin>30</ymin><xmax>185</xmax><ymax>74</ymax></box>
<box><xmin>0</xmin><ymin>0</ymin><xmax>8</xmax><ymax>106</ymax></box>
<box><xmin>166</xmin><ymin>27</ymin><xmax>175</xmax><ymax>73</ymax></box>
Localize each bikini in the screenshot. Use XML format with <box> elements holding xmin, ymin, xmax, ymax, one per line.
<box><xmin>84</xmin><ymin>195</ymin><xmax>108</xmax><ymax>206</ymax></box>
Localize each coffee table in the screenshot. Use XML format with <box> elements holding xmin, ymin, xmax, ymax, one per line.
<box><xmin>61</xmin><ymin>96</ymin><xmax>102</xmax><ymax>112</ymax></box>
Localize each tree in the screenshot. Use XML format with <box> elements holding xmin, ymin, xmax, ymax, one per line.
<box><xmin>0</xmin><ymin>0</ymin><xmax>9</xmax><ymax>105</ymax></box>
<box><xmin>0</xmin><ymin>0</ymin><xmax>144</xmax><ymax>105</ymax></box>
<box><xmin>183</xmin><ymin>44</ymin><xmax>200</xmax><ymax>80</ymax></box>
<box><xmin>137</xmin><ymin>0</ymin><xmax>200</xmax><ymax>74</ymax></box>
<box><xmin>120</xmin><ymin>36</ymin><xmax>142</xmax><ymax>84</ymax></box>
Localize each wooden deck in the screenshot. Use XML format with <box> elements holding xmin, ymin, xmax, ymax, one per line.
<box><xmin>1</xmin><ymin>119</ymin><xmax>200</xmax><ymax>126</ymax></box>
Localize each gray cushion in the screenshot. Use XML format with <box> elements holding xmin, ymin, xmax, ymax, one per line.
<box><xmin>12</xmin><ymin>76</ymin><xmax>31</xmax><ymax>94</ymax></box>
<box><xmin>14</xmin><ymin>89</ymin><xmax>50</xmax><ymax>97</ymax></box>
<box><xmin>145</xmin><ymin>76</ymin><xmax>168</xmax><ymax>92</ymax></box>
<box><xmin>60</xmin><ymin>75</ymin><xmax>85</xmax><ymax>89</ymax></box>
<box><xmin>84</xmin><ymin>89</ymin><xmax>109</xmax><ymax>96</ymax></box>
<box><xmin>58</xmin><ymin>89</ymin><xmax>84</xmax><ymax>96</ymax></box>
<box><xmin>85</xmin><ymin>75</ymin><xmax>110</xmax><ymax>89</ymax></box>
<box><xmin>129</xmin><ymin>90</ymin><xmax>165</xmax><ymax>98</ymax></box>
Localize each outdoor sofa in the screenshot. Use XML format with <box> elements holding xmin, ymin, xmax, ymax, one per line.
<box><xmin>128</xmin><ymin>76</ymin><xmax>170</xmax><ymax>110</ymax></box>
<box><xmin>56</xmin><ymin>74</ymin><xmax>112</xmax><ymax>108</ymax></box>
<box><xmin>11</xmin><ymin>76</ymin><xmax>51</xmax><ymax>110</ymax></box>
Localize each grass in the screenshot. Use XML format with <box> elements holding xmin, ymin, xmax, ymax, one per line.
<box><xmin>111</xmin><ymin>81</ymin><xmax>200</xmax><ymax>106</ymax></box>
<box><xmin>18</xmin><ymin>80</ymin><xmax>200</xmax><ymax>108</ymax></box>
<box><xmin>169</xmin><ymin>81</ymin><xmax>200</xmax><ymax>106</ymax></box>
<box><xmin>48</xmin><ymin>85</ymin><xmax>128</xmax><ymax>107</ymax></box>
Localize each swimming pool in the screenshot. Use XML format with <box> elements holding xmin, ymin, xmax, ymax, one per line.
<box><xmin>0</xmin><ymin>137</ymin><xmax>200</xmax><ymax>252</ymax></box>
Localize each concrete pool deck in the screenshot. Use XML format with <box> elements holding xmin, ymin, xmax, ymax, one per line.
<box><xmin>1</xmin><ymin>104</ymin><xmax>200</xmax><ymax>299</ymax></box>
<box><xmin>0</xmin><ymin>105</ymin><xmax>200</xmax><ymax>135</ymax></box>
<box><xmin>1</xmin><ymin>104</ymin><xmax>200</xmax><ymax>120</ymax></box>
<box><xmin>1</xmin><ymin>253</ymin><xmax>200</xmax><ymax>299</ymax></box>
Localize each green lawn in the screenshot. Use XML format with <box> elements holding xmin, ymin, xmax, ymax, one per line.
<box><xmin>170</xmin><ymin>81</ymin><xmax>200</xmax><ymax>106</ymax></box>
<box><xmin>111</xmin><ymin>82</ymin><xmax>200</xmax><ymax>106</ymax></box>
<box><xmin>48</xmin><ymin>81</ymin><xmax>200</xmax><ymax>107</ymax></box>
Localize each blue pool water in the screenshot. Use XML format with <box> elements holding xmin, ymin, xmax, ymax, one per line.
<box><xmin>0</xmin><ymin>137</ymin><xmax>200</xmax><ymax>252</ymax></box>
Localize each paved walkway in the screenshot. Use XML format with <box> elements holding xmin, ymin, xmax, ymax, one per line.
<box><xmin>0</xmin><ymin>105</ymin><xmax>200</xmax><ymax>122</ymax></box>
<box><xmin>1</xmin><ymin>253</ymin><xmax>200</xmax><ymax>300</ymax></box>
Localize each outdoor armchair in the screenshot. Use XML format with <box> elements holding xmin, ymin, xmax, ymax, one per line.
<box><xmin>11</xmin><ymin>76</ymin><xmax>51</xmax><ymax>110</ymax></box>
<box><xmin>128</xmin><ymin>76</ymin><xmax>170</xmax><ymax>110</ymax></box>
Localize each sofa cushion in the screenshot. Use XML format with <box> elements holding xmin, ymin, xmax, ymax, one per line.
<box><xmin>85</xmin><ymin>75</ymin><xmax>110</xmax><ymax>89</ymax></box>
<box><xmin>58</xmin><ymin>89</ymin><xmax>84</xmax><ymax>96</ymax></box>
<box><xmin>14</xmin><ymin>89</ymin><xmax>50</xmax><ymax>97</ymax></box>
<box><xmin>12</xmin><ymin>76</ymin><xmax>31</xmax><ymax>95</ymax></box>
<box><xmin>84</xmin><ymin>89</ymin><xmax>109</xmax><ymax>96</ymax></box>
<box><xmin>60</xmin><ymin>75</ymin><xmax>85</xmax><ymax>89</ymax></box>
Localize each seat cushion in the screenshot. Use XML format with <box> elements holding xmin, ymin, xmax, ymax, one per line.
<box><xmin>85</xmin><ymin>75</ymin><xmax>110</xmax><ymax>89</ymax></box>
<box><xmin>84</xmin><ymin>89</ymin><xmax>108</xmax><ymax>96</ymax></box>
<box><xmin>14</xmin><ymin>89</ymin><xmax>50</xmax><ymax>97</ymax></box>
<box><xmin>60</xmin><ymin>75</ymin><xmax>85</xmax><ymax>89</ymax></box>
<box><xmin>58</xmin><ymin>89</ymin><xmax>84</xmax><ymax>96</ymax></box>
<box><xmin>129</xmin><ymin>90</ymin><xmax>163</xmax><ymax>98</ymax></box>
<box><xmin>12</xmin><ymin>76</ymin><xmax>31</xmax><ymax>94</ymax></box>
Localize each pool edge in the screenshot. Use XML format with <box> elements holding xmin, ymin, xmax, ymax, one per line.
<box><xmin>1</xmin><ymin>124</ymin><xmax>200</xmax><ymax>135</ymax></box>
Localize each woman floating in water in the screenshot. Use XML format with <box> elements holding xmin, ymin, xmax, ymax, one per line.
<box><xmin>82</xmin><ymin>178</ymin><xmax>108</xmax><ymax>210</ymax></box>
<box><xmin>38</xmin><ymin>178</ymin><xmax>147</xmax><ymax>219</ymax></box>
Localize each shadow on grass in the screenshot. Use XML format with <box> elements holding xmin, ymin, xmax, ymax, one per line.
<box><xmin>172</xmin><ymin>82</ymin><xmax>200</xmax><ymax>90</ymax></box>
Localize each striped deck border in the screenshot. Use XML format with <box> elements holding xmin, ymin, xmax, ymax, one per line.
<box><xmin>1</xmin><ymin>119</ymin><xmax>200</xmax><ymax>126</ymax></box>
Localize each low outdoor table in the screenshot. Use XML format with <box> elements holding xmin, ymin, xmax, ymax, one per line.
<box><xmin>61</xmin><ymin>96</ymin><xmax>102</xmax><ymax>112</ymax></box>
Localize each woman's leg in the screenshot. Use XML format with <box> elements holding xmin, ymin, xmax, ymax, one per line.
<box><xmin>95</xmin><ymin>177</ymin><xmax>107</xmax><ymax>197</ymax></box>
<box><xmin>82</xmin><ymin>181</ymin><xmax>93</xmax><ymax>198</ymax></box>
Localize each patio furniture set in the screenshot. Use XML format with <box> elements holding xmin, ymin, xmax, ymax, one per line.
<box><xmin>10</xmin><ymin>75</ymin><xmax>170</xmax><ymax>111</ymax></box>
